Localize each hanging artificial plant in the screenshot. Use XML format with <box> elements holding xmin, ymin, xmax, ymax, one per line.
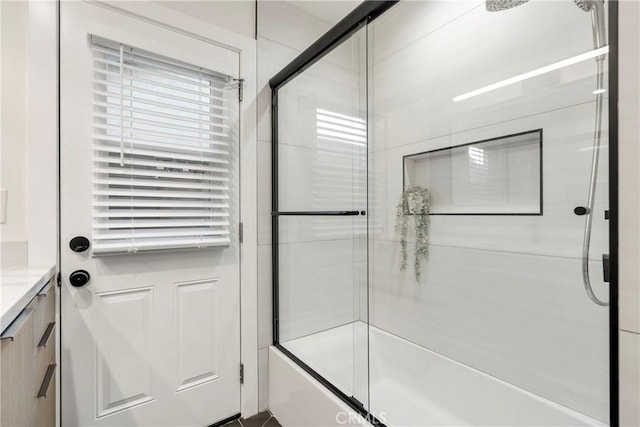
<box><xmin>395</xmin><ymin>186</ymin><xmax>431</xmax><ymax>282</ymax></box>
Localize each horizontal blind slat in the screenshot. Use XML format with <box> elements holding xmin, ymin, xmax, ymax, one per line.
<box><xmin>93</xmin><ymin>95</ymin><xmax>227</xmax><ymax>120</ymax></box>
<box><xmin>93</xmin><ymin>82</ymin><xmax>228</xmax><ymax>111</ymax></box>
<box><xmin>93</xmin><ymin>189</ymin><xmax>228</xmax><ymax>199</ymax></box>
<box><xmin>94</xmin><ymin>154</ymin><xmax>230</xmax><ymax>173</ymax></box>
<box><xmin>93</xmin><ymin>211</ymin><xmax>230</xmax><ymax>218</ymax></box>
<box><xmin>94</xmin><ymin>177</ymin><xmax>228</xmax><ymax>190</ymax></box>
<box><xmin>93</xmin><ymin>220</ymin><xmax>229</xmax><ymax>229</ymax></box>
<box><xmin>91</xmin><ymin>45</ymin><xmax>228</xmax><ymax>85</ymax></box>
<box><xmin>94</xmin><ymin>98</ymin><xmax>227</xmax><ymax>126</ymax></box>
<box><xmin>92</xmin><ymin>237</ymin><xmax>231</xmax><ymax>254</ymax></box>
<box><xmin>94</xmin><ymin>111</ymin><xmax>228</xmax><ymax>136</ymax></box>
<box><xmin>93</xmin><ymin>144</ymin><xmax>229</xmax><ymax>164</ymax></box>
<box><xmin>93</xmin><ymin>200</ymin><xmax>229</xmax><ymax>208</ymax></box>
<box><xmin>93</xmin><ymin>134</ymin><xmax>229</xmax><ymax>152</ymax></box>
<box><xmin>93</xmin><ymin>123</ymin><xmax>230</xmax><ymax>147</ymax></box>
<box><xmin>93</xmin><ymin>167</ymin><xmax>229</xmax><ymax>182</ymax></box>
<box><xmin>126</xmin><ymin>74</ymin><xmax>226</xmax><ymax>102</ymax></box>
<box><xmin>95</xmin><ymin>229</ymin><xmax>230</xmax><ymax>240</ymax></box>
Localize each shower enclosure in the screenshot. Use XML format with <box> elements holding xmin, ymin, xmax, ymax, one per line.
<box><xmin>270</xmin><ymin>0</ymin><xmax>618</xmax><ymax>425</ymax></box>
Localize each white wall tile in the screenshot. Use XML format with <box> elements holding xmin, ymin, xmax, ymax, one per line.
<box><xmin>369</xmin><ymin>0</ymin><xmax>482</xmax><ymax>64</ymax></box>
<box><xmin>257</xmin><ymin>141</ymin><xmax>272</xmax><ymax>246</ymax></box>
<box><xmin>278</xmin><ymin>238</ymin><xmax>359</xmax><ymax>342</ymax></box>
<box><xmin>277</xmin><ymin>57</ymin><xmax>365</xmax><ymax>150</ymax></box>
<box><xmin>258</xmin><ymin>1</ymin><xmax>354</xmax><ymax>70</ymax></box>
<box><xmin>370</xmin><ymin>102</ymin><xmax>609</xmax><ymax>260</ymax></box>
<box><xmin>369</xmin><ymin>0</ymin><xmax>603</xmax><ymax>152</ymax></box>
<box><xmin>620</xmin><ymin>331</ymin><xmax>640</xmax><ymax>427</ymax></box>
<box><xmin>257</xmin><ymin>38</ymin><xmax>300</xmax><ymax>143</ymax></box>
<box><xmin>618</xmin><ymin>0</ymin><xmax>640</xmax><ymax>334</ymax></box>
<box><xmin>368</xmin><ymin>1</ymin><xmax>612</xmax><ymax>420</ymax></box>
<box><xmin>370</xmin><ymin>241</ymin><xmax>609</xmax><ymax>421</ymax></box>
<box><xmin>258</xmin><ymin>1</ymin><xmax>331</xmax><ymax>54</ymax></box>
<box><xmin>278</xmin><ymin>143</ymin><xmax>366</xmax><ymax>214</ymax></box>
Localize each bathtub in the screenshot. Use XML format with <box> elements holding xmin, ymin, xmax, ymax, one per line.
<box><xmin>271</xmin><ymin>322</ymin><xmax>606</xmax><ymax>427</ymax></box>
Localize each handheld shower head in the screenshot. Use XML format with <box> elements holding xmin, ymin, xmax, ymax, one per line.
<box><xmin>573</xmin><ymin>0</ymin><xmax>594</xmax><ymax>11</ymax></box>
<box><xmin>573</xmin><ymin>0</ymin><xmax>607</xmax><ymax>55</ymax></box>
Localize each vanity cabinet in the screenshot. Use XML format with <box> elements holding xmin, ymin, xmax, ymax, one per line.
<box><xmin>1</xmin><ymin>280</ymin><xmax>56</xmax><ymax>427</ymax></box>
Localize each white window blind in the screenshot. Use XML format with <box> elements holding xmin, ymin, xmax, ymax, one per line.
<box><xmin>90</xmin><ymin>36</ymin><xmax>233</xmax><ymax>255</ymax></box>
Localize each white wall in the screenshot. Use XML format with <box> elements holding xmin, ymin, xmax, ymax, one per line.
<box><xmin>368</xmin><ymin>0</ymin><xmax>610</xmax><ymax>422</ymax></box>
<box><xmin>0</xmin><ymin>0</ymin><xmax>58</xmax><ymax>267</ymax></box>
<box><xmin>27</xmin><ymin>0</ymin><xmax>57</xmax><ymax>266</ymax></box>
<box><xmin>158</xmin><ymin>1</ymin><xmax>255</xmax><ymax>40</ymax></box>
<box><xmin>0</xmin><ymin>0</ymin><xmax>29</xmax><ymax>264</ymax></box>
<box><xmin>618</xmin><ymin>0</ymin><xmax>640</xmax><ymax>425</ymax></box>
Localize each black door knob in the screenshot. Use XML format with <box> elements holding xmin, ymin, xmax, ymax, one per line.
<box><xmin>69</xmin><ymin>236</ymin><xmax>90</xmax><ymax>253</ymax></box>
<box><xmin>69</xmin><ymin>270</ymin><xmax>91</xmax><ymax>287</ymax></box>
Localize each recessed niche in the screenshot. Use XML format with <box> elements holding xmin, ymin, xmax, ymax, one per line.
<box><xmin>403</xmin><ymin>129</ymin><xmax>542</xmax><ymax>215</ymax></box>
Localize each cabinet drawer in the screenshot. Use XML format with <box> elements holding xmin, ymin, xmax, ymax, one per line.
<box><xmin>32</xmin><ymin>282</ymin><xmax>56</xmax><ymax>398</ymax></box>
<box><xmin>34</xmin><ymin>280</ymin><xmax>55</xmax><ymax>340</ymax></box>
<box><xmin>1</xmin><ymin>305</ymin><xmax>36</xmax><ymax>427</ymax></box>
<box><xmin>34</xmin><ymin>325</ymin><xmax>55</xmax><ymax>396</ymax></box>
<box><xmin>33</xmin><ymin>357</ymin><xmax>56</xmax><ymax>427</ymax></box>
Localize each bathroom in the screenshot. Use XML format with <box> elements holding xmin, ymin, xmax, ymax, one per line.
<box><xmin>0</xmin><ymin>0</ymin><xmax>638</xmax><ymax>426</ymax></box>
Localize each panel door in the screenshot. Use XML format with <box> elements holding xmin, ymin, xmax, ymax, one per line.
<box><xmin>60</xmin><ymin>3</ymin><xmax>241</xmax><ymax>426</ymax></box>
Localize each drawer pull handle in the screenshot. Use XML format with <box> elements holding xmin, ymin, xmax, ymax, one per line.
<box><xmin>37</xmin><ymin>281</ymin><xmax>52</xmax><ymax>297</ymax></box>
<box><xmin>38</xmin><ymin>364</ymin><xmax>56</xmax><ymax>398</ymax></box>
<box><xmin>38</xmin><ymin>322</ymin><xmax>56</xmax><ymax>347</ymax></box>
<box><xmin>0</xmin><ymin>308</ymin><xmax>34</xmax><ymax>341</ymax></box>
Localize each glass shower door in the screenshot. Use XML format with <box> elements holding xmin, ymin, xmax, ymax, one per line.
<box><xmin>366</xmin><ymin>1</ymin><xmax>610</xmax><ymax>426</ymax></box>
<box><xmin>273</xmin><ymin>26</ymin><xmax>370</xmax><ymax>410</ymax></box>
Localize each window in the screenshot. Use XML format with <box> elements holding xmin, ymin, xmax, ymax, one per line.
<box><xmin>91</xmin><ymin>36</ymin><xmax>233</xmax><ymax>254</ymax></box>
<box><xmin>403</xmin><ymin>129</ymin><xmax>542</xmax><ymax>215</ymax></box>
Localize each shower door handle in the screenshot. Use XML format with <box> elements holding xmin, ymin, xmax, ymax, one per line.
<box><xmin>272</xmin><ymin>211</ymin><xmax>363</xmax><ymax>216</ymax></box>
<box><xmin>602</xmin><ymin>254</ymin><xmax>610</xmax><ymax>283</ymax></box>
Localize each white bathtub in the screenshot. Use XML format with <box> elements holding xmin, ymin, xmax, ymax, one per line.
<box><xmin>274</xmin><ymin>322</ymin><xmax>606</xmax><ymax>427</ymax></box>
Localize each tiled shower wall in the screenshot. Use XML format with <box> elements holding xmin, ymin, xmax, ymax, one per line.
<box><xmin>368</xmin><ymin>0</ymin><xmax>610</xmax><ymax>422</ymax></box>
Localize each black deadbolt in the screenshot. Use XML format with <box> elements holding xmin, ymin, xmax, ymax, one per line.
<box><xmin>69</xmin><ymin>270</ymin><xmax>91</xmax><ymax>287</ymax></box>
<box><xmin>69</xmin><ymin>236</ymin><xmax>90</xmax><ymax>253</ymax></box>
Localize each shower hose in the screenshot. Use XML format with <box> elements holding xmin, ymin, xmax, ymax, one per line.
<box><xmin>581</xmin><ymin>58</ymin><xmax>609</xmax><ymax>307</ymax></box>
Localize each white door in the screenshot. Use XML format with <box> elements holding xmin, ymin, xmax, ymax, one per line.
<box><xmin>60</xmin><ymin>2</ymin><xmax>241</xmax><ymax>426</ymax></box>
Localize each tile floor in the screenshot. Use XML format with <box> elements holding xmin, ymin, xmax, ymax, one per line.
<box><xmin>224</xmin><ymin>411</ymin><xmax>281</xmax><ymax>427</ymax></box>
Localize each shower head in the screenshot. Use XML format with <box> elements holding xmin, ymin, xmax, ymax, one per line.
<box><xmin>485</xmin><ymin>0</ymin><xmax>529</xmax><ymax>12</ymax></box>
<box><xmin>485</xmin><ymin>0</ymin><xmax>602</xmax><ymax>14</ymax></box>
<box><xmin>486</xmin><ymin>0</ymin><xmax>607</xmax><ymax>51</ymax></box>
<box><xmin>573</xmin><ymin>0</ymin><xmax>597</xmax><ymax>12</ymax></box>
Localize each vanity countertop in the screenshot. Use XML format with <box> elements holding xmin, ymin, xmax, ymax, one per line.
<box><xmin>1</xmin><ymin>264</ymin><xmax>56</xmax><ymax>333</ymax></box>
